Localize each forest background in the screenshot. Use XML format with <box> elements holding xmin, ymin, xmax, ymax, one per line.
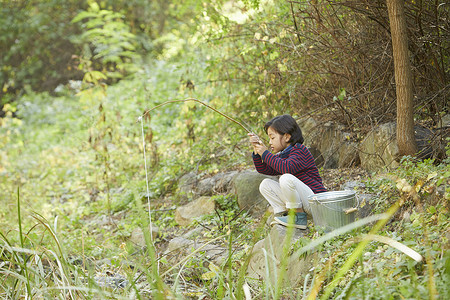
<box><xmin>0</xmin><ymin>0</ymin><xmax>449</xmax><ymax>299</ymax></box>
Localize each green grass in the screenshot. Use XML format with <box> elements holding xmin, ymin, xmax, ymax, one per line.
<box><xmin>1</xmin><ymin>57</ymin><xmax>449</xmax><ymax>298</ymax></box>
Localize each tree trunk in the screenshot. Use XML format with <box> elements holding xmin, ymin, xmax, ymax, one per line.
<box><xmin>386</xmin><ymin>0</ymin><xmax>418</xmax><ymax>157</ymax></box>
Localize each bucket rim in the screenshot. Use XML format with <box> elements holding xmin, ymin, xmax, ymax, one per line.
<box><xmin>307</xmin><ymin>190</ymin><xmax>356</xmax><ymax>202</ymax></box>
<box><xmin>309</xmin><ymin>198</ymin><xmax>355</xmax><ymax>204</ymax></box>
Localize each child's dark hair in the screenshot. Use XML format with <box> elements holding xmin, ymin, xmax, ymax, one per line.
<box><xmin>264</xmin><ymin>114</ymin><xmax>304</xmax><ymax>144</ymax></box>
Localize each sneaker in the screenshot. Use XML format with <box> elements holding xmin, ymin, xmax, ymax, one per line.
<box><xmin>274</xmin><ymin>211</ymin><xmax>288</xmax><ymax>217</ymax></box>
<box><xmin>271</xmin><ymin>212</ymin><xmax>307</xmax><ymax>229</ymax></box>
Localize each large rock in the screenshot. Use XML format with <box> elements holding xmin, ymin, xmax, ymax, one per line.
<box><xmin>415</xmin><ymin>125</ymin><xmax>434</xmax><ymax>159</ymax></box>
<box><xmin>174</xmin><ymin>196</ymin><xmax>216</xmax><ymax>226</ymax></box>
<box><xmin>298</xmin><ymin>116</ymin><xmax>318</xmax><ymax>140</ymax></box>
<box><xmin>307</xmin><ymin>145</ymin><xmax>325</xmax><ymax>168</ymax></box>
<box><xmin>338</xmin><ymin>133</ymin><xmax>361</xmax><ymax>168</ymax></box>
<box><xmin>440</xmin><ymin>114</ymin><xmax>450</xmax><ymax>127</ymax></box>
<box><xmin>232</xmin><ymin>170</ymin><xmax>275</xmax><ymax>217</ymax></box>
<box><xmin>197</xmin><ymin>171</ymin><xmax>239</xmax><ymax>195</ymax></box>
<box><xmin>177</xmin><ymin>172</ymin><xmax>198</xmax><ymax>199</ymax></box>
<box><xmin>299</xmin><ymin>118</ymin><xmax>359</xmax><ymax>169</ymax></box>
<box><xmin>165</xmin><ymin>229</ymin><xmax>229</xmax><ymax>265</ymax></box>
<box><xmin>178</xmin><ymin>171</ymin><xmax>239</xmax><ymax>198</ymax></box>
<box><xmin>247</xmin><ymin>225</ymin><xmax>315</xmax><ymax>287</ymax></box>
<box><xmin>360</xmin><ymin>123</ymin><xmax>435</xmax><ymax>172</ymax></box>
<box><xmin>360</xmin><ymin>122</ymin><xmax>398</xmax><ymax>171</ymax></box>
<box><xmin>317</xmin><ymin>122</ymin><xmax>344</xmax><ymax>169</ymax></box>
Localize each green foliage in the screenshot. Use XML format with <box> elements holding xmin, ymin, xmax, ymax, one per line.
<box><xmin>0</xmin><ymin>0</ymin><xmax>85</xmax><ymax>96</ymax></box>
<box><xmin>0</xmin><ymin>0</ymin><xmax>448</xmax><ymax>298</ymax></box>
<box><xmin>198</xmin><ymin>195</ymin><xmax>253</xmax><ymax>239</ymax></box>
<box><xmin>199</xmin><ymin>0</ymin><xmax>449</xmax><ymax>129</ymax></box>
<box><xmin>71</xmin><ymin>2</ymin><xmax>141</xmax><ymax>83</ymax></box>
<box><xmin>1</xmin><ymin>61</ymin><xmax>448</xmax><ymax>300</ymax></box>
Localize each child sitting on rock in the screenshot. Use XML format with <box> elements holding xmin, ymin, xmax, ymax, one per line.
<box><xmin>248</xmin><ymin>114</ymin><xmax>326</xmax><ymax>229</ymax></box>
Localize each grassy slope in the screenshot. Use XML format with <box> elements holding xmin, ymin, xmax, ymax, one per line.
<box><xmin>1</xmin><ymin>58</ymin><xmax>449</xmax><ymax>298</ymax></box>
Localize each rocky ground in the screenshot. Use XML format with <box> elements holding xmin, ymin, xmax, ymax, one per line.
<box><xmin>87</xmin><ymin>166</ymin><xmax>375</xmax><ymax>291</ymax></box>
<box><xmin>320</xmin><ymin>167</ymin><xmax>371</xmax><ymax>191</ymax></box>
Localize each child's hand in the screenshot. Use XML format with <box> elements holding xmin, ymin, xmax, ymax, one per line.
<box><xmin>248</xmin><ymin>132</ymin><xmax>261</xmax><ymax>145</ymax></box>
<box><xmin>248</xmin><ymin>133</ymin><xmax>268</xmax><ymax>156</ymax></box>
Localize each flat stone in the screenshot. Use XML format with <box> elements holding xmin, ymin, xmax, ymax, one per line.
<box><xmin>130</xmin><ymin>226</ymin><xmax>160</xmax><ymax>247</ymax></box>
<box><xmin>174</xmin><ymin>196</ymin><xmax>215</xmax><ymax>226</ymax></box>
<box><xmin>340</xmin><ymin>180</ymin><xmax>366</xmax><ymax>191</ymax></box>
<box><xmin>165</xmin><ymin>235</ymin><xmax>228</xmax><ymax>265</ymax></box>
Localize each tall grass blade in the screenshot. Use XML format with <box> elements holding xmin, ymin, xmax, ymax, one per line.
<box><xmin>296</xmin><ymin>213</ymin><xmax>389</xmax><ymax>258</ymax></box>
<box><xmin>302</xmin><ymin>273</ymin><xmax>311</xmax><ymax>300</ymax></box>
<box><xmin>318</xmin><ymin>200</ymin><xmax>402</xmax><ymax>299</ymax></box>
<box><xmin>364</xmin><ymin>234</ymin><xmax>422</xmax><ymax>262</ymax></box>
<box><xmin>30</xmin><ymin>213</ymin><xmax>77</xmax><ymax>299</ymax></box>
<box><xmin>16</xmin><ymin>187</ymin><xmax>33</xmax><ymax>298</ymax></box>
<box><xmin>236</xmin><ymin>213</ymin><xmax>269</xmax><ymax>299</ymax></box>
<box><xmin>161</xmin><ymin>234</ymin><xmax>227</xmax><ymax>278</ymax></box>
<box><xmin>243</xmin><ymin>281</ymin><xmax>252</xmax><ymax>299</ymax></box>
<box><xmin>275</xmin><ymin>216</ymin><xmax>296</xmax><ymax>299</ymax></box>
<box><xmin>261</xmin><ymin>248</ymin><xmax>276</xmax><ymax>299</ymax></box>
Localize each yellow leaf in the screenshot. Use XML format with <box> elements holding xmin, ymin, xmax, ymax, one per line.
<box><xmin>415</xmin><ymin>179</ymin><xmax>424</xmax><ymax>192</ymax></box>
<box><xmin>277</xmin><ymin>63</ymin><xmax>287</xmax><ymax>72</ymax></box>
<box><xmin>201</xmin><ymin>271</ymin><xmax>216</xmax><ymax>280</ymax></box>
<box><xmin>2</xmin><ymin>103</ymin><xmax>11</xmax><ymax>112</ymax></box>
<box><xmin>209</xmin><ymin>262</ymin><xmax>219</xmax><ymax>272</ymax></box>
<box><xmin>359</xmin><ymin>198</ymin><xmax>366</xmax><ymax>208</ymax></box>
<box><xmin>396</xmin><ymin>178</ymin><xmax>412</xmax><ymax>193</ymax></box>
<box><xmin>426</xmin><ymin>172</ymin><xmax>437</xmax><ymax>181</ymax></box>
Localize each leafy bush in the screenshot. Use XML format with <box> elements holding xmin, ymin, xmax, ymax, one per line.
<box><xmin>1</xmin><ymin>1</ymin><xmax>448</xmax><ymax>298</ymax></box>
<box><xmin>71</xmin><ymin>2</ymin><xmax>141</xmax><ymax>83</ymax></box>
<box><xmin>0</xmin><ymin>0</ymin><xmax>85</xmax><ymax>97</ymax></box>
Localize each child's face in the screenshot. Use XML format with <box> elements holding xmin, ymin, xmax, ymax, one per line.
<box><xmin>267</xmin><ymin>126</ymin><xmax>291</xmax><ymax>153</ymax></box>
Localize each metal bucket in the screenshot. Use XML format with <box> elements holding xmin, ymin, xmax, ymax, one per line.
<box><xmin>308</xmin><ymin>191</ymin><xmax>358</xmax><ymax>231</ymax></box>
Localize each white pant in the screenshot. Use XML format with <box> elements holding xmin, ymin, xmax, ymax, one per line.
<box><xmin>259</xmin><ymin>173</ymin><xmax>313</xmax><ymax>215</ymax></box>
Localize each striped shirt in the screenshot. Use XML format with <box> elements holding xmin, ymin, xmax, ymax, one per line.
<box><xmin>252</xmin><ymin>143</ymin><xmax>326</xmax><ymax>193</ymax></box>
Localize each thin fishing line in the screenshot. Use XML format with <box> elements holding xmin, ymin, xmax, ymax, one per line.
<box><xmin>139</xmin><ymin>116</ymin><xmax>154</xmax><ymax>243</ymax></box>
<box><xmin>138</xmin><ymin>98</ymin><xmax>251</xmax><ymax>132</ymax></box>
<box><xmin>137</xmin><ymin>97</ymin><xmax>267</xmax><ymax>144</ymax></box>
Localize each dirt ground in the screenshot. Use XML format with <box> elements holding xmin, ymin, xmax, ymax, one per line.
<box><xmin>320</xmin><ymin>167</ymin><xmax>371</xmax><ymax>191</ymax></box>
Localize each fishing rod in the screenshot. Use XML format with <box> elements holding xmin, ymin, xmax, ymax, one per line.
<box><xmin>137</xmin><ymin>97</ymin><xmax>265</xmax><ymax>143</ymax></box>
<box><xmin>137</xmin><ymin>98</ymin><xmax>264</xmax><ymax>244</ymax></box>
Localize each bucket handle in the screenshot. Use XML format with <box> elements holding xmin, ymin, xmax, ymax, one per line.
<box><xmin>344</xmin><ymin>207</ymin><xmax>357</xmax><ymax>214</ymax></box>
<box><xmin>312</xmin><ymin>195</ymin><xmax>360</xmax><ymax>214</ymax></box>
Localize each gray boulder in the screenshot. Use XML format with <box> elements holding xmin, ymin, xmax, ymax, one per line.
<box><xmin>232</xmin><ymin>170</ymin><xmax>275</xmax><ymax>217</ymax></box>
<box><xmin>178</xmin><ymin>171</ymin><xmax>239</xmax><ymax>198</ymax></box>
<box><xmin>360</xmin><ymin>123</ymin><xmax>436</xmax><ymax>172</ymax></box>
<box><xmin>197</xmin><ymin>171</ymin><xmax>239</xmax><ymax>195</ymax></box>
<box><xmin>299</xmin><ymin>118</ymin><xmax>359</xmax><ymax>169</ymax></box>
<box><xmin>247</xmin><ymin>225</ymin><xmax>315</xmax><ymax>287</ymax></box>
<box><xmin>165</xmin><ymin>230</ymin><xmax>228</xmax><ymax>265</ymax></box>
<box><xmin>340</xmin><ymin>180</ymin><xmax>366</xmax><ymax>191</ymax></box>
<box><xmin>178</xmin><ymin>172</ymin><xmax>198</xmax><ymax>199</ymax></box>
<box><xmin>360</xmin><ymin>122</ymin><xmax>399</xmax><ymax>172</ymax></box>
<box><xmin>440</xmin><ymin>114</ymin><xmax>450</xmax><ymax>127</ymax></box>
